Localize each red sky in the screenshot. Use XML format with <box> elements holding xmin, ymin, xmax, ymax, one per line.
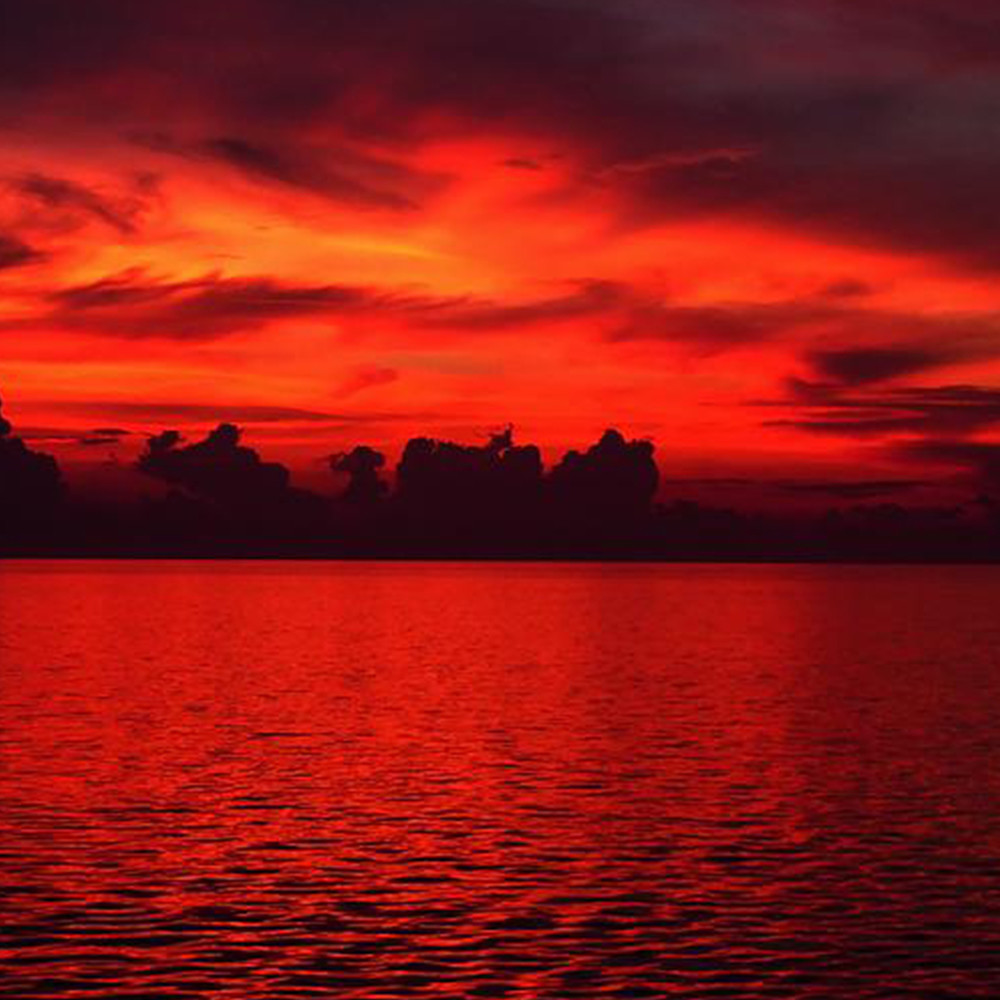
<box><xmin>3</xmin><ymin>0</ymin><xmax>1000</xmax><ymax>507</ymax></box>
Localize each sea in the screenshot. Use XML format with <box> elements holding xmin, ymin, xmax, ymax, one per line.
<box><xmin>2</xmin><ymin>560</ymin><xmax>999</xmax><ymax>998</ymax></box>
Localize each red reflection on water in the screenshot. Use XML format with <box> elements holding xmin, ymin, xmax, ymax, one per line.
<box><xmin>2</xmin><ymin>561</ymin><xmax>1000</xmax><ymax>997</ymax></box>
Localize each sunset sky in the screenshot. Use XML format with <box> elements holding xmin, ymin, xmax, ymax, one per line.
<box><xmin>3</xmin><ymin>0</ymin><xmax>1000</xmax><ymax>506</ymax></box>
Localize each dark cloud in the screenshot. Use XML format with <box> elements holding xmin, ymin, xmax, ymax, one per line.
<box><xmin>40</xmin><ymin>400</ymin><xmax>444</xmax><ymax>439</ymax></box>
<box><xmin>40</xmin><ymin>268</ymin><xmax>613</xmax><ymax>340</ymax></box>
<box><xmin>0</xmin><ymin>390</ymin><xmax>63</xmax><ymax>542</ymax></box>
<box><xmin>0</xmin><ymin>0</ymin><xmax>139</xmax><ymax>90</ymax></box>
<box><xmin>820</xmin><ymin>279</ymin><xmax>875</xmax><ymax>300</ymax></box>
<box><xmin>199</xmin><ymin>137</ymin><xmax>421</xmax><ymax>210</ymax></box>
<box><xmin>78</xmin><ymin>435</ymin><xmax>124</xmax><ymax>447</ymax></box>
<box><xmin>11</xmin><ymin>173</ymin><xmax>146</xmax><ymax>235</ymax></box>
<box><xmin>7</xmin><ymin>2</ymin><xmax>1000</xmax><ymax>264</ymax></box>
<box><xmin>0</xmin><ymin>233</ymin><xmax>45</xmax><ymax>270</ymax></box>
<box><xmin>768</xmin><ymin>384</ymin><xmax>1000</xmax><ymax>438</ymax></box>
<box><xmin>397</xmin><ymin>425</ymin><xmax>543</xmax><ymax>513</ymax></box>
<box><xmin>27</xmin><ymin>262</ymin><xmax>1000</xmax><ymax>356</ymax></box>
<box><xmin>45</xmin><ymin>400</ymin><xmax>345</xmax><ymax>424</ymax></box>
<box><xmin>3</xmin><ymin>382</ymin><xmax>999</xmax><ymax>558</ymax></box>
<box><xmin>337</xmin><ymin>367</ymin><xmax>399</xmax><ymax>398</ymax></box>
<box><xmin>43</xmin><ymin>270</ymin><xmax>390</xmax><ymax>339</ymax></box>
<box><xmin>389</xmin><ymin>425</ymin><xmax>657</xmax><ymax>555</ymax></box>
<box><xmin>134</xmin><ymin>129</ymin><xmax>440</xmax><ymax>209</ymax></box>
<box><xmin>331</xmin><ymin>446</ymin><xmax>387</xmax><ymax>505</ymax></box>
<box><xmin>777</xmin><ymin>479</ymin><xmax>929</xmax><ymax>500</ymax></box>
<box><xmin>138</xmin><ymin>423</ymin><xmax>290</xmax><ymax>501</ymax></box>
<box><xmin>608</xmin><ymin>298</ymin><xmax>830</xmax><ymax>347</ymax></box>
<box><xmin>890</xmin><ymin>438</ymin><xmax>1000</xmax><ymax>491</ymax></box>
<box><xmin>549</xmin><ymin>428</ymin><xmax>659</xmax><ymax>519</ymax></box>
<box><xmin>674</xmin><ymin>474</ymin><xmax>931</xmax><ymax>502</ymax></box>
<box><xmin>418</xmin><ymin>283</ymin><xmax>918</xmax><ymax>349</ymax></box>
<box><xmin>827</xmin><ymin>0</ymin><xmax>1000</xmax><ymax>70</ymax></box>
<box><xmin>29</xmin><ymin>267</ymin><xmax>796</xmax><ymax>345</ymax></box>
<box><xmin>414</xmin><ymin>281</ymin><xmax>621</xmax><ymax>331</ymax></box>
<box><xmin>606</xmin><ymin>294</ymin><xmax>1000</xmax><ymax>353</ymax></box>
<box><xmin>807</xmin><ymin>346</ymin><xmax>956</xmax><ymax>386</ymax></box>
<box><xmin>133</xmin><ymin>420</ymin><xmax>336</xmax><ymax>548</ymax></box>
<box><xmin>617</xmin><ymin>152</ymin><xmax>1000</xmax><ymax>271</ymax></box>
<box><xmin>503</xmin><ymin>158</ymin><xmax>543</xmax><ymax>171</ymax></box>
<box><xmin>18</xmin><ymin>425</ymin><xmax>130</xmax><ymax>446</ymax></box>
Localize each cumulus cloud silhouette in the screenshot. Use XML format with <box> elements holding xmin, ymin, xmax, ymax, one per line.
<box><xmin>133</xmin><ymin>421</ymin><xmax>334</xmax><ymax>550</ymax></box>
<box><xmin>1</xmin><ymin>382</ymin><xmax>998</xmax><ymax>560</ymax></box>
<box><xmin>549</xmin><ymin>429</ymin><xmax>658</xmax><ymax>517</ymax></box>
<box><xmin>332</xmin><ymin>445</ymin><xmax>388</xmax><ymax>505</ymax></box>
<box><xmin>396</xmin><ymin>425</ymin><xmax>543</xmax><ymax>513</ymax></box>
<box><xmin>137</xmin><ymin>423</ymin><xmax>290</xmax><ymax>501</ymax></box>
<box><xmin>0</xmin><ymin>391</ymin><xmax>63</xmax><ymax>543</ymax></box>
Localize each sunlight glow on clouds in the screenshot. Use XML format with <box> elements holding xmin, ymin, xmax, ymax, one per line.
<box><xmin>2</xmin><ymin>0</ymin><xmax>1000</xmax><ymax>502</ymax></box>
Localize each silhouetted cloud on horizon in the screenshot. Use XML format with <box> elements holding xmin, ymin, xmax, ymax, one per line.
<box><xmin>138</xmin><ymin>423</ymin><xmax>290</xmax><ymax>501</ymax></box>
<box><xmin>1</xmin><ymin>381</ymin><xmax>998</xmax><ymax>560</ymax></box>
<box><xmin>0</xmin><ymin>392</ymin><xmax>64</xmax><ymax>543</ymax></box>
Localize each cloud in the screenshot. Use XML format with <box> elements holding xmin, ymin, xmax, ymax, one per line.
<box><xmin>37</xmin><ymin>269</ymin><xmax>621</xmax><ymax>341</ymax></box>
<box><xmin>137</xmin><ymin>423</ymin><xmax>291</xmax><ymax>500</ymax></box>
<box><xmin>5</xmin><ymin>2</ymin><xmax>1000</xmax><ymax>266</ymax></box>
<box><xmin>503</xmin><ymin>158</ymin><xmax>543</xmax><ymax>171</ymax></box>
<box><xmin>44</xmin><ymin>400</ymin><xmax>344</xmax><ymax>424</ymax></box>
<box><xmin>821</xmin><ymin>279</ymin><xmax>875</xmax><ymax>300</ymax></box>
<box><xmin>806</xmin><ymin>346</ymin><xmax>958</xmax><ymax>386</ymax></box>
<box><xmin>608</xmin><ymin>297</ymin><xmax>832</xmax><ymax>347</ymax></box>
<box><xmin>0</xmin><ymin>233</ymin><xmax>46</xmax><ymax>270</ymax></box>
<box><xmin>29</xmin><ymin>267</ymin><xmax>787</xmax><ymax>345</ymax></box>
<box><xmin>42</xmin><ymin>269</ymin><xmax>392</xmax><ymax>339</ymax></box>
<box><xmin>134</xmin><ymin>130</ymin><xmax>440</xmax><ymax>209</ymax></box>
<box><xmin>18</xmin><ymin>425</ymin><xmax>130</xmax><ymax>446</ymax></box>
<box><xmin>776</xmin><ymin>478</ymin><xmax>930</xmax><ymax>500</ymax></box>
<box><xmin>27</xmin><ymin>262</ymin><xmax>1000</xmax><ymax>361</ymax></box>
<box><xmin>331</xmin><ymin>445</ymin><xmax>387</xmax><ymax>504</ymax></box>
<box><xmin>77</xmin><ymin>435</ymin><xmax>125</xmax><ymax>446</ymax></box>
<box><xmin>11</xmin><ymin>173</ymin><xmax>146</xmax><ymax>235</ymax></box>
<box><xmin>549</xmin><ymin>428</ymin><xmax>659</xmax><ymax>518</ymax></box>
<box><xmin>614</xmin><ymin>148</ymin><xmax>1000</xmax><ymax>270</ymax></box>
<box><xmin>827</xmin><ymin>0</ymin><xmax>1000</xmax><ymax>70</ymax></box>
<box><xmin>890</xmin><ymin>438</ymin><xmax>1000</xmax><ymax>491</ymax></box>
<box><xmin>198</xmin><ymin>137</ymin><xmax>422</xmax><ymax>210</ymax></box>
<box><xmin>397</xmin><ymin>426</ymin><xmax>540</xmax><ymax>507</ymax></box>
<box><xmin>768</xmin><ymin>384</ymin><xmax>1000</xmax><ymax>438</ymax></box>
<box><xmin>597</xmin><ymin>147</ymin><xmax>759</xmax><ymax>179</ymax></box>
<box><xmin>0</xmin><ymin>390</ymin><xmax>63</xmax><ymax>533</ymax></box>
<box><xmin>337</xmin><ymin>366</ymin><xmax>399</xmax><ymax>398</ymax></box>
<box><xmin>39</xmin><ymin>399</ymin><xmax>441</xmax><ymax>433</ymax></box>
<box><xmin>418</xmin><ymin>283</ymin><xmax>939</xmax><ymax>351</ymax></box>
<box><xmin>413</xmin><ymin>280</ymin><xmax>622</xmax><ymax>331</ymax></box>
<box><xmin>605</xmin><ymin>294</ymin><xmax>1000</xmax><ymax>353</ymax></box>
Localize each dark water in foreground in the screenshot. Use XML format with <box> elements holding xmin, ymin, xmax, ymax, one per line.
<box><xmin>2</xmin><ymin>562</ymin><xmax>1000</xmax><ymax>999</ymax></box>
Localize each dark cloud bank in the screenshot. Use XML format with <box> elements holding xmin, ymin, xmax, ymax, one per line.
<box><xmin>2</xmin><ymin>388</ymin><xmax>999</xmax><ymax>561</ymax></box>
<box><xmin>5</xmin><ymin>1</ymin><xmax>1000</xmax><ymax>266</ymax></box>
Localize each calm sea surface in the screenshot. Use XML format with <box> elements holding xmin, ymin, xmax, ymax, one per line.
<box><xmin>2</xmin><ymin>561</ymin><xmax>1000</xmax><ymax>999</ymax></box>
